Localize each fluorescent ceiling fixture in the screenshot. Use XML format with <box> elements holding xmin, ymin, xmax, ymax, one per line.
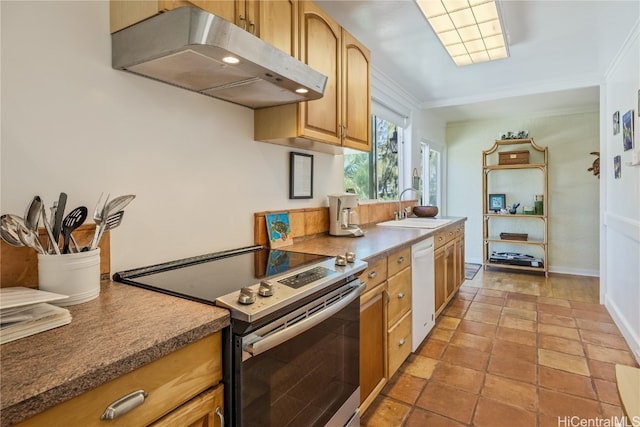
<box><xmin>416</xmin><ymin>0</ymin><xmax>509</xmax><ymax>66</ymax></box>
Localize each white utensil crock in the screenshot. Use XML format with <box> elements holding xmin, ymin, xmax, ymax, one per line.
<box><xmin>37</xmin><ymin>249</ymin><xmax>100</xmax><ymax>306</ymax></box>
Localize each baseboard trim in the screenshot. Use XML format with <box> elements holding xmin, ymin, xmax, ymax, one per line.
<box><xmin>548</xmin><ymin>266</ymin><xmax>600</xmax><ymax>277</ymax></box>
<box><xmin>605</xmin><ymin>295</ymin><xmax>640</xmax><ymax>365</ymax></box>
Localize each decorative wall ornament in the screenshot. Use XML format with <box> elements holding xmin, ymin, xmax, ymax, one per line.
<box><xmin>614</xmin><ymin>155</ymin><xmax>622</xmax><ymax>179</ymax></box>
<box><xmin>587</xmin><ymin>151</ymin><xmax>600</xmax><ymax>178</ymax></box>
<box><xmin>622</xmin><ymin>110</ymin><xmax>634</xmax><ymax>151</ymax></box>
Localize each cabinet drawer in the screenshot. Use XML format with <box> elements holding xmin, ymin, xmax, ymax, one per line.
<box><xmin>360</xmin><ymin>257</ymin><xmax>387</xmax><ymax>293</ymax></box>
<box><xmin>434</xmin><ymin>230</ymin><xmax>447</xmax><ymax>249</ymax></box>
<box><xmin>150</xmin><ymin>384</ymin><xmax>224</xmax><ymax>427</ymax></box>
<box><xmin>387</xmin><ymin>267</ymin><xmax>411</xmax><ymax>326</ymax></box>
<box><xmin>444</xmin><ymin>226</ymin><xmax>457</xmax><ymax>244</ymax></box>
<box><xmin>388</xmin><ymin>247</ymin><xmax>411</xmax><ymax>277</ymax></box>
<box><xmin>387</xmin><ymin>311</ymin><xmax>412</xmax><ymax>377</ymax></box>
<box><xmin>17</xmin><ymin>333</ymin><xmax>221</xmax><ymax>427</ymax></box>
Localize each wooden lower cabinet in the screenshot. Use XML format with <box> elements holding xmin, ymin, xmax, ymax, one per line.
<box><xmin>385</xmin><ymin>248</ymin><xmax>411</xmax><ymax>379</ymax></box>
<box><xmin>434</xmin><ymin>245</ymin><xmax>446</xmax><ymax>314</ymax></box>
<box><xmin>387</xmin><ymin>310</ymin><xmax>412</xmax><ymax>376</ymax></box>
<box><xmin>434</xmin><ymin>222</ymin><xmax>466</xmax><ymax>316</ymax></box>
<box><xmin>151</xmin><ymin>385</ymin><xmax>223</xmax><ymax>427</ymax></box>
<box><xmin>359</xmin><ymin>283</ymin><xmax>386</xmax><ymax>413</ymax></box>
<box><xmin>16</xmin><ymin>333</ymin><xmax>222</xmax><ymax>427</ymax></box>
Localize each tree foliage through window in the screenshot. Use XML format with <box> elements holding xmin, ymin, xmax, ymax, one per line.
<box><xmin>344</xmin><ymin>116</ymin><xmax>400</xmax><ymax>200</ymax></box>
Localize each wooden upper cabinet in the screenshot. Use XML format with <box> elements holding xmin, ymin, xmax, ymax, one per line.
<box><xmin>110</xmin><ymin>0</ymin><xmax>296</xmax><ymax>58</ymax></box>
<box><xmin>341</xmin><ymin>28</ymin><xmax>371</xmax><ymax>151</ymax></box>
<box><xmin>254</xmin><ymin>1</ymin><xmax>371</xmax><ymax>153</ymax></box>
<box><xmin>256</xmin><ymin>0</ymin><xmax>298</xmax><ymax>57</ymax></box>
<box><xmin>299</xmin><ymin>0</ymin><xmax>342</xmax><ymax>146</ymax></box>
<box><xmin>110</xmin><ymin>1</ymin><xmax>235</xmax><ymax>33</ymax></box>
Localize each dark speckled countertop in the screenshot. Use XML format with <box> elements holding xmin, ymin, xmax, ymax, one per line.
<box><xmin>0</xmin><ymin>280</ymin><xmax>229</xmax><ymax>427</ymax></box>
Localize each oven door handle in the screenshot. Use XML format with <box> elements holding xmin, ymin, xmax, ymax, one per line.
<box><xmin>245</xmin><ymin>281</ymin><xmax>365</xmax><ymax>357</ymax></box>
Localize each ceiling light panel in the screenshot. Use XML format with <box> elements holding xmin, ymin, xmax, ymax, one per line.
<box><xmin>416</xmin><ymin>0</ymin><xmax>509</xmax><ymax>66</ymax></box>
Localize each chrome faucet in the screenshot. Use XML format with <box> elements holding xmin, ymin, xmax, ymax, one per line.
<box><xmin>397</xmin><ymin>188</ymin><xmax>421</xmax><ymax>220</ymax></box>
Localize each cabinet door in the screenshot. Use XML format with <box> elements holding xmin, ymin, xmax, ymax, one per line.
<box><xmin>299</xmin><ymin>1</ymin><xmax>342</xmax><ymax>145</ymax></box>
<box><xmin>341</xmin><ymin>29</ymin><xmax>371</xmax><ymax>152</ymax></box>
<box><xmin>189</xmin><ymin>1</ymin><xmax>237</xmax><ymax>23</ymax></box>
<box><xmin>359</xmin><ymin>285</ymin><xmax>386</xmax><ymax>409</ymax></box>
<box><xmin>150</xmin><ymin>385</ymin><xmax>224</xmax><ymax>427</ymax></box>
<box><xmin>434</xmin><ymin>246</ymin><xmax>446</xmax><ymax>314</ymax></box>
<box><xmin>257</xmin><ymin>0</ymin><xmax>297</xmax><ymax>56</ymax></box>
<box><xmin>457</xmin><ymin>236</ymin><xmax>465</xmax><ymax>289</ymax></box>
<box><xmin>445</xmin><ymin>242</ymin><xmax>456</xmax><ymax>300</ymax></box>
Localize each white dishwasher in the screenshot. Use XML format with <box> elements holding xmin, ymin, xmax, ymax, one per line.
<box><xmin>411</xmin><ymin>236</ymin><xmax>435</xmax><ymax>351</ymax></box>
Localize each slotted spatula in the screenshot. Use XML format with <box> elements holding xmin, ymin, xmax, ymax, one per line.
<box><xmin>61</xmin><ymin>207</ymin><xmax>87</xmax><ymax>254</ymax></box>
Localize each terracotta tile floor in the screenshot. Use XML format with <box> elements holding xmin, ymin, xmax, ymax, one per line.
<box><xmin>361</xmin><ymin>268</ymin><xmax>639</xmax><ymax>427</ymax></box>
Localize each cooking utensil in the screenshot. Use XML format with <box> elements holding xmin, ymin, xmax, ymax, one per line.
<box><xmin>61</xmin><ymin>207</ymin><xmax>87</xmax><ymax>254</ymax></box>
<box><xmin>90</xmin><ymin>210</ymin><xmax>125</xmax><ymax>251</ymax></box>
<box><xmin>0</xmin><ymin>215</ymin><xmax>24</xmax><ymax>247</ymax></box>
<box><xmin>51</xmin><ymin>192</ymin><xmax>67</xmax><ymax>248</ymax></box>
<box><xmin>40</xmin><ymin>205</ymin><xmax>61</xmax><ymax>255</ymax></box>
<box><xmin>90</xmin><ymin>194</ymin><xmax>135</xmax><ymax>250</ymax></box>
<box><xmin>3</xmin><ymin>214</ymin><xmax>46</xmax><ymax>254</ymax></box>
<box><xmin>88</xmin><ymin>192</ymin><xmax>109</xmax><ymax>251</ymax></box>
<box><xmin>17</xmin><ymin>226</ymin><xmax>46</xmax><ymax>255</ymax></box>
<box><xmin>103</xmin><ymin>195</ymin><xmax>135</xmax><ymax>218</ymax></box>
<box><xmin>24</xmin><ymin>196</ymin><xmax>42</xmax><ymax>233</ymax></box>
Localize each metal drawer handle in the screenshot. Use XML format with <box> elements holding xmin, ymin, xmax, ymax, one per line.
<box><xmin>215</xmin><ymin>406</ymin><xmax>224</xmax><ymax>426</ymax></box>
<box><xmin>101</xmin><ymin>390</ymin><xmax>148</xmax><ymax>420</ymax></box>
<box><xmin>397</xmin><ymin>256</ymin><xmax>405</xmax><ymax>264</ymax></box>
<box><xmin>399</xmin><ymin>338</ymin><xmax>406</xmax><ymax>346</ymax></box>
<box><xmin>438</xmin><ymin>236</ymin><xmax>443</xmax><ymax>241</ymax></box>
<box><xmin>368</xmin><ymin>270</ymin><xmax>377</xmax><ymax>279</ymax></box>
<box><xmin>397</xmin><ymin>292</ymin><xmax>405</xmax><ymax>299</ymax></box>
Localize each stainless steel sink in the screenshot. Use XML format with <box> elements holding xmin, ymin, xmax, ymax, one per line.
<box><xmin>377</xmin><ymin>218</ymin><xmax>452</xmax><ymax>229</ymax></box>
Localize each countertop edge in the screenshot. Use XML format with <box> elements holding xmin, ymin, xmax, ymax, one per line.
<box><xmin>2</xmin><ymin>321</ymin><xmax>227</xmax><ymax>426</ymax></box>
<box><xmin>0</xmin><ymin>281</ymin><xmax>230</xmax><ymax>427</ymax></box>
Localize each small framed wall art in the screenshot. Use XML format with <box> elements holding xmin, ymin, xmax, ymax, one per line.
<box><xmin>489</xmin><ymin>194</ymin><xmax>506</xmax><ymax>213</ymax></box>
<box><xmin>613</xmin><ymin>111</ymin><xmax>620</xmax><ymax>135</ymax></box>
<box><xmin>622</xmin><ymin>110</ymin><xmax>634</xmax><ymax>151</ymax></box>
<box><xmin>289</xmin><ymin>152</ymin><xmax>313</xmax><ymax>199</ymax></box>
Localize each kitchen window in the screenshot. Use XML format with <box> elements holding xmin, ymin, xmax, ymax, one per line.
<box><xmin>344</xmin><ymin>116</ymin><xmax>404</xmax><ymax>200</ymax></box>
<box><xmin>421</xmin><ymin>140</ymin><xmax>443</xmax><ymax>208</ymax></box>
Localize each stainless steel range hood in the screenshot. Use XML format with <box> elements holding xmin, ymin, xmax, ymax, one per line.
<box><xmin>112</xmin><ymin>7</ymin><xmax>327</xmax><ymax>109</ymax></box>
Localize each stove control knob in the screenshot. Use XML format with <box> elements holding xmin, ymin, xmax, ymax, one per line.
<box><xmin>345</xmin><ymin>251</ymin><xmax>356</xmax><ymax>263</ymax></box>
<box><xmin>335</xmin><ymin>255</ymin><xmax>347</xmax><ymax>266</ymax></box>
<box><xmin>238</xmin><ymin>287</ymin><xmax>256</xmax><ymax>305</ymax></box>
<box><xmin>258</xmin><ymin>281</ymin><xmax>274</xmax><ymax>297</ymax></box>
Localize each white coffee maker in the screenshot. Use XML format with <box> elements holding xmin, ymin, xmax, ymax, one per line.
<box><xmin>328</xmin><ymin>193</ymin><xmax>364</xmax><ymax>237</ymax></box>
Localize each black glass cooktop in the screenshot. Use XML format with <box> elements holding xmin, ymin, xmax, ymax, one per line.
<box><xmin>113</xmin><ymin>245</ymin><xmax>332</xmax><ymax>305</ymax></box>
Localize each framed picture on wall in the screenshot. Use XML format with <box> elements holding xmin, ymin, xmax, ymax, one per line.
<box><xmin>489</xmin><ymin>194</ymin><xmax>506</xmax><ymax>213</ymax></box>
<box><xmin>613</xmin><ymin>111</ymin><xmax>620</xmax><ymax>135</ymax></box>
<box><xmin>622</xmin><ymin>110</ymin><xmax>634</xmax><ymax>151</ymax></box>
<box><xmin>289</xmin><ymin>152</ymin><xmax>313</xmax><ymax>199</ymax></box>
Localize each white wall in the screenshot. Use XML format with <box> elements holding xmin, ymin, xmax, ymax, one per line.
<box><xmin>444</xmin><ymin>112</ymin><xmax>600</xmax><ymax>276</ymax></box>
<box><xmin>0</xmin><ymin>1</ymin><xmax>343</xmax><ymax>271</ymax></box>
<box><xmin>600</xmin><ymin>20</ymin><xmax>640</xmax><ymax>363</ymax></box>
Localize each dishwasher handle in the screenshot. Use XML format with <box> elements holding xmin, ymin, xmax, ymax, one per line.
<box><xmin>413</xmin><ymin>244</ymin><xmax>434</xmax><ymax>258</ymax></box>
<box><xmin>245</xmin><ymin>282</ymin><xmax>365</xmax><ymax>357</ymax></box>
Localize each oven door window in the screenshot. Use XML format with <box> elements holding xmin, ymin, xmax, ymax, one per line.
<box><xmin>239</xmin><ymin>298</ymin><xmax>359</xmax><ymax>426</ymax></box>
